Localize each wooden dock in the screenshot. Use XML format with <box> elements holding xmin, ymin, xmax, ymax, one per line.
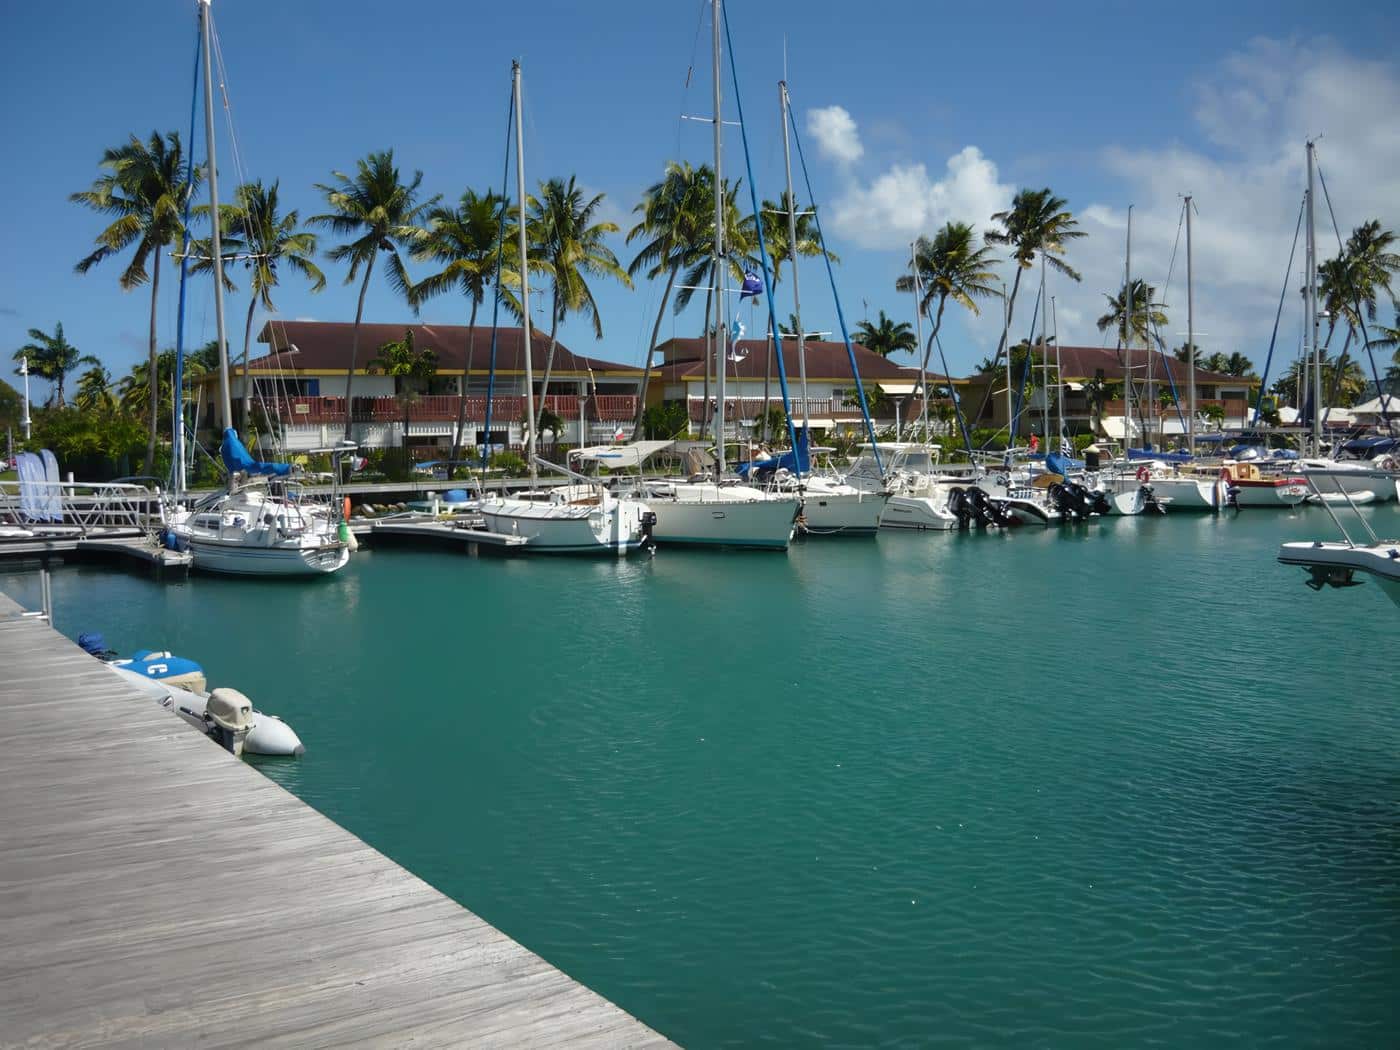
<box><xmin>0</xmin><ymin>591</ymin><xmax>670</xmax><ymax>1047</ymax></box>
<box><xmin>0</xmin><ymin>530</ymin><xmax>192</xmax><ymax>575</ymax></box>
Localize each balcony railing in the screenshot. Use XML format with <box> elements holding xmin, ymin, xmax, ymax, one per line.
<box><xmin>270</xmin><ymin>394</ymin><xmax>638</xmax><ymax>425</ymax></box>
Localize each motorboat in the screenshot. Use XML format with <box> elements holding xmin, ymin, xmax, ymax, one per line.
<box><xmin>740</xmin><ymin>445</ymin><xmax>888</xmax><ymax>535</ymax></box>
<box><xmin>478</xmin><ymin>479</ymin><xmax>655</xmax><ymax>556</ymax></box>
<box><xmin>846</xmin><ymin>443</ymin><xmax>961</xmax><ymax>531</ymax></box>
<box><xmin>1279</xmin><ymin>540</ymin><xmax>1400</xmax><ymax>608</ymax></box>
<box><xmin>1219</xmin><ymin>462</ymin><xmax>1309</xmax><ymax>507</ymax></box>
<box><xmin>79</xmin><ymin>635</ymin><xmax>305</xmax><ymax>756</ymax></box>
<box><xmin>1297</xmin><ymin>457</ymin><xmax>1398</xmax><ymax>503</ymax></box>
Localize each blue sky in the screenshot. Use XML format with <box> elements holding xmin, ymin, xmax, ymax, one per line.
<box><xmin>3</xmin><ymin>0</ymin><xmax>1398</xmax><ymax>402</ymax></box>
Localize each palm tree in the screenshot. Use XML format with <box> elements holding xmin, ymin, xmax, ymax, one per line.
<box><xmin>627</xmin><ymin>162</ymin><xmax>714</xmax><ymax>432</ymax></box>
<box><xmin>668</xmin><ymin>176</ymin><xmax>755</xmax><ymax>438</ymax></box>
<box><xmin>1096</xmin><ymin>279</ymin><xmax>1168</xmax><ymax>346</ymax></box>
<box><xmin>71</xmin><ymin>130</ymin><xmax>199</xmax><ymax>471</ymax></box>
<box><xmin>410</xmin><ymin>189</ymin><xmax>512</xmax><ymax>467</ymax></box>
<box><xmin>73</xmin><ymin>364</ymin><xmax>118</xmax><ymax>415</ymax></box>
<box><xmin>525</xmin><ymin>177</ymin><xmax>631</xmax><ymax>426</ymax></box>
<box><xmin>312</xmin><ymin>150</ymin><xmax>435</xmax><ymax>439</ymax></box>
<box><xmin>366</xmin><ymin>329</ymin><xmax>438</xmax><ymax>457</ymax></box>
<box><xmin>895</xmin><ymin>221</ymin><xmax>1000</xmax><ymax>381</ymax></box>
<box><xmin>852</xmin><ymin>311</ymin><xmax>917</xmax><ymax>358</ymax></box>
<box><xmin>1318</xmin><ymin>221</ymin><xmax>1400</xmax><ymax>405</ymax></box>
<box><xmin>194</xmin><ymin>180</ymin><xmax>325</xmax><ymax>431</ymax></box>
<box><xmin>1083</xmin><ymin>374</ymin><xmax>1122</xmax><ymax>434</ymax></box>
<box><xmin>985</xmin><ymin>188</ymin><xmax>1084</xmax><ymax>368</ymax></box>
<box><xmin>118</xmin><ymin>348</ymin><xmax>208</xmax><ymax>427</ymax></box>
<box><xmin>12</xmin><ymin>323</ymin><xmax>99</xmax><ymax>406</ymax></box>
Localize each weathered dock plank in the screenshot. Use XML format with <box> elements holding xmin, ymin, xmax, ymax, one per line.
<box><xmin>0</xmin><ymin>592</ymin><xmax>671</xmax><ymax>1048</ymax></box>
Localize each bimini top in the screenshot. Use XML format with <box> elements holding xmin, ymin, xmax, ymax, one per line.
<box><xmin>569</xmin><ymin>440</ymin><xmax>675</xmax><ymax>469</ymax></box>
<box><xmin>221</xmin><ymin>427</ymin><xmax>291</xmax><ymax>477</ymax></box>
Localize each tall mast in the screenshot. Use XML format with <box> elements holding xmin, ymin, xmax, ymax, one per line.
<box><xmin>910</xmin><ymin>242</ymin><xmax>928</xmax><ymax>445</ymax></box>
<box><xmin>780</xmin><ymin>80</ymin><xmax>808</xmax><ymax>437</ymax></box>
<box><xmin>1185</xmin><ymin>195</ymin><xmax>1196</xmax><ymax>456</ymax></box>
<box><xmin>1039</xmin><ymin>251</ymin><xmax>1048</xmax><ymax>450</ymax></box>
<box><xmin>1306</xmin><ymin>140</ymin><xmax>1320</xmax><ymax>455</ymax></box>
<box><xmin>711</xmin><ymin>0</ymin><xmax>726</xmax><ymax>475</ymax></box>
<box><xmin>1002</xmin><ymin>283</ymin><xmax>1013</xmax><ymax>452</ymax></box>
<box><xmin>1125</xmin><ymin>205</ymin><xmax>1134</xmax><ymax>455</ymax></box>
<box><xmin>514</xmin><ymin>61</ymin><xmax>537</xmax><ymax>480</ymax></box>
<box><xmin>1052</xmin><ymin>295</ymin><xmax>1062</xmax><ymax>450</ymax></box>
<box><xmin>199</xmin><ymin>0</ymin><xmax>231</xmax><ymax>433</ymax></box>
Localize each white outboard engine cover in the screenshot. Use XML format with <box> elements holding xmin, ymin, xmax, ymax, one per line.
<box><xmin>206</xmin><ymin>688</ymin><xmax>254</xmax><ymax>756</ymax></box>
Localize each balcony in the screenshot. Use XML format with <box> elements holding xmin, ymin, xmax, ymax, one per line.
<box><xmin>686</xmin><ymin>397</ymin><xmax>886</xmax><ymax>423</ymax></box>
<box><xmin>270</xmin><ymin>394</ymin><xmax>638</xmax><ymax>426</ymax></box>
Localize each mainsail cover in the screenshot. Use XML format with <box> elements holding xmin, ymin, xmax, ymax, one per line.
<box><xmin>220</xmin><ymin>428</ymin><xmax>291</xmax><ymax>477</ymax></box>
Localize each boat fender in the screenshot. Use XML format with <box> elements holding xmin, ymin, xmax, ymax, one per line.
<box><xmin>1135</xmin><ymin>466</ymin><xmax>1150</xmax><ymax>482</ymax></box>
<box><xmin>1218</xmin><ymin>466</ymin><xmax>1232</xmax><ymax>481</ymax></box>
<box><xmin>343</xmin><ymin>496</ymin><xmax>352</xmax><ymax>520</ymax></box>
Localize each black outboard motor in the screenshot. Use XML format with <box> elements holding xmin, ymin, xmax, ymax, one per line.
<box><xmin>1141</xmin><ymin>485</ymin><xmax>1166</xmax><ymax>515</ymax></box>
<box><xmin>946</xmin><ymin>487</ymin><xmax>974</xmax><ymax>530</ymax></box>
<box><xmin>985</xmin><ymin>498</ymin><xmax>1015</xmax><ymax>528</ymax></box>
<box><xmin>1089</xmin><ymin>487</ymin><xmax>1112</xmax><ymax>516</ymax></box>
<box><xmin>966</xmin><ymin>486</ymin><xmax>998</xmax><ymax>528</ymax></box>
<box><xmin>640</xmin><ymin>510</ymin><xmax>658</xmax><ymax>553</ymax></box>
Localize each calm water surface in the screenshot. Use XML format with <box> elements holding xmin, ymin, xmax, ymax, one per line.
<box><xmin>7</xmin><ymin>505</ymin><xmax>1399</xmax><ymax>1047</ymax></box>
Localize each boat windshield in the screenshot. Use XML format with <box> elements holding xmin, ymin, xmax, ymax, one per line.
<box><xmin>895</xmin><ymin>450</ymin><xmax>936</xmax><ymax>472</ymax></box>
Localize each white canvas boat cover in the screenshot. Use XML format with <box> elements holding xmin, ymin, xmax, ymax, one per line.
<box><xmin>571</xmin><ymin>440</ymin><xmax>675</xmax><ymax>468</ymax></box>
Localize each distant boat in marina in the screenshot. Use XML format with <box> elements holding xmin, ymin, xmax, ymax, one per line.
<box><xmin>165</xmin><ymin>0</ymin><xmax>350</xmax><ymax>577</ymax></box>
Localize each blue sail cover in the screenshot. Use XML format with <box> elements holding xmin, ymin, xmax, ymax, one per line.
<box><xmin>736</xmin><ymin>428</ymin><xmax>810</xmax><ymax>479</ymax></box>
<box><xmin>1127</xmin><ymin>448</ymin><xmax>1194</xmax><ymax>463</ymax></box>
<box><xmin>220</xmin><ymin>427</ymin><xmax>291</xmax><ymax>477</ymax></box>
<box><xmin>1044</xmin><ymin>452</ymin><xmax>1084</xmax><ymax>475</ymax></box>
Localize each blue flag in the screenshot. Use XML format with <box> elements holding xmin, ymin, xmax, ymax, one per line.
<box><xmin>739</xmin><ymin>270</ymin><xmax>763</xmax><ymax>300</ymax></box>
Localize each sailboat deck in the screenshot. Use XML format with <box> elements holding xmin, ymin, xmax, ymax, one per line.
<box><xmin>0</xmin><ymin>589</ymin><xmax>669</xmax><ymax>1047</ymax></box>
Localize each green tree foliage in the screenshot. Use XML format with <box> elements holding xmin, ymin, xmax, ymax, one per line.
<box><xmin>71</xmin><ymin>130</ymin><xmax>199</xmax><ymax>472</ymax></box>
<box><xmin>852</xmin><ymin>311</ymin><xmax>917</xmax><ymax>358</ymax></box>
<box><xmin>525</xmin><ymin>176</ymin><xmax>631</xmax><ymax>426</ymax></box>
<box><xmin>366</xmin><ymin>329</ymin><xmax>438</xmax><ymax>446</ymax></box>
<box><xmin>411</xmin><ymin>188</ymin><xmax>511</xmax><ymax>465</ymax></box>
<box><xmin>641</xmin><ymin>401</ymin><xmax>690</xmax><ymax>440</ymax></box>
<box><xmin>312</xmin><ymin>150</ymin><xmax>435</xmax><ymax>438</ymax></box>
<box><xmin>11</xmin><ymin>322</ymin><xmax>99</xmax><ymax>406</ymax></box>
<box><xmin>1096</xmin><ymin>279</ymin><xmax>1167</xmax><ymax>347</ymax></box>
<box><xmin>895</xmin><ymin>221</ymin><xmax>1000</xmax><ymax>375</ymax></box>
<box><xmin>25</xmin><ymin>407</ymin><xmax>150</xmax><ymax>480</ymax></box>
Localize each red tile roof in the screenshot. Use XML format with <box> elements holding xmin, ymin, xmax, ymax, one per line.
<box><xmin>969</xmin><ymin>345</ymin><xmax>1250</xmax><ymax>385</ymax></box>
<box><xmin>244</xmin><ymin>321</ymin><xmax>640</xmax><ymax>375</ymax></box>
<box><xmin>653</xmin><ymin>336</ymin><xmax>914</xmax><ymax>383</ymax></box>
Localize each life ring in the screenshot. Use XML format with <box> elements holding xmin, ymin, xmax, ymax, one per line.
<box><xmin>1135</xmin><ymin>466</ymin><xmax>1150</xmax><ymax>482</ymax></box>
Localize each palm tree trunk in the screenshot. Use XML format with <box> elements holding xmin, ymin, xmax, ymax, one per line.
<box><xmin>535</xmin><ymin>293</ymin><xmax>561</xmax><ymax>430</ymax></box>
<box><xmin>449</xmin><ymin>299</ymin><xmax>480</xmax><ymax>471</ymax></box>
<box><xmin>918</xmin><ymin>296</ymin><xmax>949</xmax><ymax>438</ymax></box>
<box><xmin>969</xmin><ymin>266</ymin><xmax>1023</xmax><ymax>430</ymax></box>
<box><xmin>343</xmin><ymin>252</ymin><xmax>376</xmax><ymax>441</ymax></box>
<box><xmin>239</xmin><ymin>295</ymin><xmax>257</xmax><ymax>435</ymax></box>
<box><xmin>632</xmin><ymin>264</ymin><xmax>679</xmax><ymax>435</ymax></box>
<box><xmin>699</xmin><ymin>272</ymin><xmax>713</xmax><ymax>439</ymax></box>
<box><xmin>145</xmin><ymin>251</ymin><xmax>161</xmax><ymax>475</ymax></box>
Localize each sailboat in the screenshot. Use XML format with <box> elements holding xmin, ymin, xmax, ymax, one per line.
<box><xmin>474</xmin><ymin>61</ymin><xmax>656</xmax><ymax>556</ymax></box>
<box><xmin>166</xmin><ymin>0</ymin><xmax>350</xmax><ymax>576</ymax></box>
<box><xmin>612</xmin><ymin>0</ymin><xmax>801</xmax><ymax>550</ymax></box>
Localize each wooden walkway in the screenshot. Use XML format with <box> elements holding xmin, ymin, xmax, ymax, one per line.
<box><xmin>0</xmin><ymin>591</ymin><xmax>671</xmax><ymax>1048</ymax></box>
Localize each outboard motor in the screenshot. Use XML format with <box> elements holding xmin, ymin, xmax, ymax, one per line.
<box><xmin>205</xmin><ymin>688</ymin><xmax>254</xmax><ymax>756</ymax></box>
<box><xmin>946</xmin><ymin>487</ymin><xmax>974</xmax><ymax>530</ymax></box>
<box><xmin>639</xmin><ymin>510</ymin><xmax>658</xmax><ymax>553</ymax></box>
<box><xmin>1141</xmin><ymin>485</ymin><xmax>1167</xmax><ymax>515</ymax></box>
<box><xmin>985</xmin><ymin>498</ymin><xmax>1015</xmax><ymax>528</ymax></box>
<box><xmin>1089</xmin><ymin>488</ymin><xmax>1112</xmax><ymax>516</ymax></box>
<box><xmin>966</xmin><ymin>486</ymin><xmax>997</xmax><ymax>528</ymax></box>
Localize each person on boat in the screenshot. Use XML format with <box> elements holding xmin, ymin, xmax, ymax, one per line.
<box><xmin>1084</xmin><ymin>442</ymin><xmax>1102</xmax><ymax>471</ymax></box>
<box><xmin>1029</xmin><ymin>432</ymin><xmax>1040</xmax><ymax>454</ymax></box>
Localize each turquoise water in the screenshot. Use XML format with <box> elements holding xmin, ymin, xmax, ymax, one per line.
<box><xmin>7</xmin><ymin>506</ymin><xmax>1399</xmax><ymax>1047</ymax></box>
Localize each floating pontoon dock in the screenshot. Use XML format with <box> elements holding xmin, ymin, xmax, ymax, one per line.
<box><xmin>0</xmin><ymin>590</ymin><xmax>670</xmax><ymax>1047</ymax></box>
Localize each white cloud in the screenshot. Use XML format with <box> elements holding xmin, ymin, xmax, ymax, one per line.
<box><xmin>829</xmin><ymin>147</ymin><xmax>1014</xmax><ymax>251</ymax></box>
<box><xmin>806</xmin><ymin>105</ymin><xmax>864</xmax><ymax>166</ymax></box>
<box><xmin>1055</xmin><ymin>37</ymin><xmax>1400</xmax><ymax>361</ymax></box>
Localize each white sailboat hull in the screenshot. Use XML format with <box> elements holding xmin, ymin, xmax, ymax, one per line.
<box><xmin>478</xmin><ymin>497</ymin><xmax>651</xmax><ymax>555</ymax></box>
<box><xmin>648</xmin><ymin>492</ymin><xmax>799</xmax><ymax>550</ymax></box>
<box><xmin>879</xmin><ymin>494</ymin><xmax>957</xmax><ymax>530</ymax></box>
<box><xmin>181</xmin><ymin>536</ymin><xmax>349</xmax><ymax>575</ymax></box>
<box><xmin>801</xmin><ymin>489</ymin><xmax>887</xmax><ymax>534</ymax></box>
<box><xmin>1148</xmin><ymin>476</ymin><xmax>1227</xmax><ymax>511</ymax></box>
